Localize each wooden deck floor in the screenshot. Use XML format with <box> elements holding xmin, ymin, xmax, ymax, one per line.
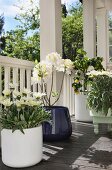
<box><xmin>1</xmin><ymin>118</ymin><xmax>112</xmax><ymax>170</ymax></box>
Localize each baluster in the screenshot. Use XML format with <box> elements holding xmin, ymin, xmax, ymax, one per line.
<box><xmin>72</xmin><ymin>75</ymin><xmax>75</xmax><ymax>115</ymax></box>
<box><xmin>69</xmin><ymin>76</ymin><xmax>72</xmax><ymax>115</ymax></box>
<box><xmin>63</xmin><ymin>75</ymin><xmax>67</xmax><ymax>107</ymax></box>
<box><xmin>13</xmin><ymin>67</ymin><xmax>18</xmax><ymax>90</ymax></box>
<box><xmin>20</xmin><ymin>68</ymin><xmax>25</xmax><ymax>91</ymax></box>
<box><xmin>26</xmin><ymin>69</ymin><xmax>31</xmax><ymax>90</ymax></box>
<box><xmin>33</xmin><ymin>84</ymin><xmax>37</xmax><ymax>93</ymax></box>
<box><xmin>4</xmin><ymin>66</ymin><xmax>10</xmax><ymax>89</ymax></box>
<box><xmin>66</xmin><ymin>75</ymin><xmax>70</xmax><ymax>110</ymax></box>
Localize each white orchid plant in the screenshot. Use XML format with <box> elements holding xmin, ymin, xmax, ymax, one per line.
<box><xmin>32</xmin><ymin>52</ymin><xmax>74</xmax><ymax>106</ymax></box>
<box><xmin>87</xmin><ymin>70</ymin><xmax>112</xmax><ymax>115</ymax></box>
<box><xmin>0</xmin><ymin>84</ymin><xmax>50</xmax><ymax>133</ymax></box>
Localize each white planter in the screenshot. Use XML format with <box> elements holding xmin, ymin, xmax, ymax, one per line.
<box><xmin>1</xmin><ymin>125</ymin><xmax>43</xmax><ymax>168</ymax></box>
<box><xmin>75</xmin><ymin>94</ymin><xmax>92</xmax><ymax>122</ymax></box>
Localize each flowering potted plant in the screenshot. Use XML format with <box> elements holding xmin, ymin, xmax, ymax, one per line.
<box><xmin>72</xmin><ymin>49</ymin><xmax>104</xmax><ymax>122</ymax></box>
<box><xmin>32</xmin><ymin>52</ymin><xmax>73</xmax><ymax>141</ymax></box>
<box><xmin>87</xmin><ymin>70</ymin><xmax>112</xmax><ymax>134</ymax></box>
<box><xmin>0</xmin><ymin>84</ymin><xmax>50</xmax><ymax>168</ymax></box>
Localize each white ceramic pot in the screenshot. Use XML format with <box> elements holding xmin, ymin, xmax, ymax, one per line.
<box><xmin>75</xmin><ymin>94</ymin><xmax>92</xmax><ymax>122</ymax></box>
<box><xmin>1</xmin><ymin>125</ymin><xmax>43</xmax><ymax>168</ymax></box>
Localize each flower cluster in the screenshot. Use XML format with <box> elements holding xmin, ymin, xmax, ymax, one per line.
<box><xmin>0</xmin><ymin>85</ymin><xmax>50</xmax><ymax>133</ymax></box>
<box><xmin>0</xmin><ymin>88</ymin><xmax>46</xmax><ymax>109</ymax></box>
<box><xmin>87</xmin><ymin>70</ymin><xmax>112</xmax><ymax>77</ymax></box>
<box><xmin>32</xmin><ymin>52</ymin><xmax>73</xmax><ymax>84</ymax></box>
<box><xmin>32</xmin><ymin>52</ymin><xmax>73</xmax><ymax>106</ymax></box>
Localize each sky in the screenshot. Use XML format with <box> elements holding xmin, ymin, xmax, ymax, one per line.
<box><xmin>0</xmin><ymin>0</ymin><xmax>79</xmax><ymax>32</ymax></box>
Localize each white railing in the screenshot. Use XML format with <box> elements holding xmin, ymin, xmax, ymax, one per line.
<box><xmin>0</xmin><ymin>56</ymin><xmax>36</xmax><ymax>93</ymax></box>
<box><xmin>0</xmin><ymin>56</ymin><xmax>75</xmax><ymax>115</ymax></box>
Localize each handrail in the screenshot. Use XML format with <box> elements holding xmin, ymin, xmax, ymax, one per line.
<box><xmin>0</xmin><ymin>56</ymin><xmax>34</xmax><ymax>69</ymax></box>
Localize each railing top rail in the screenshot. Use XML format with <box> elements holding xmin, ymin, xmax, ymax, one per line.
<box><xmin>0</xmin><ymin>56</ymin><xmax>35</xmax><ymax>69</ymax></box>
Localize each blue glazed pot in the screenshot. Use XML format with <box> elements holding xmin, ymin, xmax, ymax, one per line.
<box><xmin>42</xmin><ymin>106</ymin><xmax>72</xmax><ymax>141</ymax></box>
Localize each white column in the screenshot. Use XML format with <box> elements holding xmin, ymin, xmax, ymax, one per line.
<box><xmin>40</xmin><ymin>0</ymin><xmax>63</xmax><ymax>106</ymax></box>
<box><xmin>97</xmin><ymin>8</ymin><xmax>107</xmax><ymax>68</ymax></box>
<box><xmin>40</xmin><ymin>0</ymin><xmax>62</xmax><ymax>60</ymax></box>
<box><xmin>83</xmin><ymin>0</ymin><xmax>96</xmax><ymax>58</ymax></box>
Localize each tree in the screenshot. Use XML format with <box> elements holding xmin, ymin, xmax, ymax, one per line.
<box><xmin>62</xmin><ymin>4</ymin><xmax>83</xmax><ymax>61</ymax></box>
<box><xmin>62</xmin><ymin>4</ymin><xmax>68</xmax><ymax>18</ymax></box>
<box><xmin>3</xmin><ymin>29</ymin><xmax>40</xmax><ymax>61</ymax></box>
<box><xmin>0</xmin><ymin>14</ymin><xmax>4</xmax><ymax>52</ymax></box>
<box><xmin>2</xmin><ymin>0</ymin><xmax>40</xmax><ymax>61</ymax></box>
<box><xmin>0</xmin><ymin>14</ymin><xmax>4</xmax><ymax>35</ymax></box>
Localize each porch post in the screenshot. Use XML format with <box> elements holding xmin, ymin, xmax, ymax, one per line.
<box><xmin>97</xmin><ymin>8</ymin><xmax>107</xmax><ymax>68</ymax></box>
<box><xmin>83</xmin><ymin>0</ymin><xmax>96</xmax><ymax>58</ymax></box>
<box><xmin>40</xmin><ymin>0</ymin><xmax>63</xmax><ymax>106</ymax></box>
<box><xmin>40</xmin><ymin>0</ymin><xmax>62</xmax><ymax>60</ymax></box>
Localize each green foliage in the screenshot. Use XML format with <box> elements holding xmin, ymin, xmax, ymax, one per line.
<box><xmin>2</xmin><ymin>30</ymin><xmax>40</xmax><ymax>61</ymax></box>
<box><xmin>62</xmin><ymin>4</ymin><xmax>83</xmax><ymax>60</ymax></box>
<box><xmin>62</xmin><ymin>4</ymin><xmax>68</xmax><ymax>18</ymax></box>
<box><xmin>15</xmin><ymin>1</ymin><xmax>39</xmax><ymax>31</ymax></box>
<box><xmin>72</xmin><ymin>49</ymin><xmax>104</xmax><ymax>93</ymax></box>
<box><xmin>2</xmin><ymin>0</ymin><xmax>40</xmax><ymax>61</ymax></box>
<box><xmin>87</xmin><ymin>75</ymin><xmax>112</xmax><ymax>115</ymax></box>
<box><xmin>0</xmin><ymin>14</ymin><xmax>4</xmax><ymax>35</ymax></box>
<box><xmin>0</xmin><ymin>105</ymin><xmax>50</xmax><ymax>133</ymax></box>
<box><xmin>0</xmin><ymin>14</ymin><xmax>4</xmax><ymax>53</ymax></box>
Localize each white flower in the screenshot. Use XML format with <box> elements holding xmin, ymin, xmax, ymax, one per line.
<box><xmin>13</xmin><ymin>90</ymin><xmax>22</xmax><ymax>98</ymax></box>
<box><xmin>15</xmin><ymin>100</ymin><xmax>22</xmax><ymax>108</ymax></box>
<box><xmin>22</xmin><ymin>88</ymin><xmax>31</xmax><ymax>95</ymax></box>
<box><xmin>56</xmin><ymin>59</ymin><xmax>65</xmax><ymax>72</ymax></box>
<box><xmin>64</xmin><ymin>59</ymin><xmax>73</xmax><ymax>74</ymax></box>
<box><xmin>56</xmin><ymin>59</ymin><xmax>73</xmax><ymax>74</ymax></box>
<box><xmin>32</xmin><ymin>61</ymin><xmax>52</xmax><ymax>83</ymax></box>
<box><xmin>46</xmin><ymin>52</ymin><xmax>61</xmax><ymax>66</ymax></box>
<box><xmin>19</xmin><ymin>99</ymin><xmax>26</xmax><ymax>107</ymax></box>
<box><xmin>2</xmin><ymin>99</ymin><xmax>13</xmax><ymax>107</ymax></box>
<box><xmin>28</xmin><ymin>100</ymin><xmax>41</xmax><ymax>107</ymax></box>
<box><xmin>33</xmin><ymin>92</ymin><xmax>46</xmax><ymax>99</ymax></box>
<box><xmin>2</xmin><ymin>89</ymin><xmax>11</xmax><ymax>96</ymax></box>
<box><xmin>64</xmin><ymin>59</ymin><xmax>74</xmax><ymax>70</ymax></box>
<box><xmin>87</xmin><ymin>70</ymin><xmax>112</xmax><ymax>77</ymax></box>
